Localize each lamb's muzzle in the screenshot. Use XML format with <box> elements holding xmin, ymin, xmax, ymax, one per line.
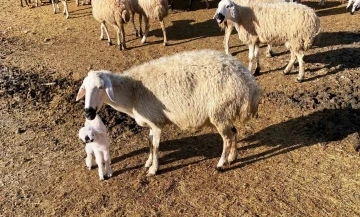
<box><xmin>84</xmin><ymin>135</ymin><xmax>94</xmax><ymax>143</ymax></box>
<box><xmin>214</xmin><ymin>13</ymin><xmax>225</xmax><ymax>24</ymax></box>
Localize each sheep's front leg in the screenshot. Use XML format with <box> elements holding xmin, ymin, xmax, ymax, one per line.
<box><xmin>131</xmin><ymin>11</ymin><xmax>140</xmax><ymax>37</ymax></box>
<box><xmin>224</xmin><ymin>23</ymin><xmax>234</xmax><ymax>55</ymax></box>
<box><xmin>248</xmin><ymin>43</ymin><xmax>255</xmax><ymax>73</ymax></box>
<box><xmin>147</xmin><ymin>128</ymin><xmax>161</xmax><ymax>176</ymax></box>
<box><xmin>141</xmin><ymin>16</ymin><xmax>149</xmax><ymax>44</ymax></box>
<box><xmin>51</xmin><ymin>0</ymin><xmax>56</xmax><ymax>14</ymax></box>
<box><xmin>100</xmin><ymin>23</ymin><xmax>112</xmax><ymax>45</ymax></box>
<box><xmin>265</xmin><ymin>44</ymin><xmax>274</xmax><ymax>58</ymax></box>
<box><xmin>94</xmin><ymin>151</ymin><xmax>105</xmax><ymax>180</ymax></box>
<box><xmin>103</xmin><ymin>150</ymin><xmax>112</xmax><ymax>178</ymax></box>
<box><xmin>227</xmin><ymin>126</ymin><xmax>238</xmax><ymax>164</ymax></box>
<box><xmin>145</xmin><ymin>129</ymin><xmax>153</xmax><ymax>168</ymax></box>
<box><xmin>85</xmin><ymin>144</ymin><xmax>93</xmax><ymax>170</ymax></box>
<box><xmin>61</xmin><ymin>0</ymin><xmax>69</xmax><ymax>19</ymax></box>
<box><xmin>120</xmin><ymin>24</ymin><xmax>126</xmax><ymax>50</ymax></box>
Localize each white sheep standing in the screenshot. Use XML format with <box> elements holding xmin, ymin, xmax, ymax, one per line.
<box><xmin>214</xmin><ymin>0</ymin><xmax>320</xmax><ymax>82</ymax></box>
<box><xmin>51</xmin><ymin>0</ymin><xmax>69</xmax><ymax>19</ymax></box>
<box><xmin>76</xmin><ymin>49</ymin><xmax>262</xmax><ymax>176</ymax></box>
<box><xmin>92</xmin><ymin>0</ymin><xmax>131</xmax><ymax>50</ymax></box>
<box><xmin>128</xmin><ymin>0</ymin><xmax>169</xmax><ymax>46</ymax></box>
<box><xmin>78</xmin><ymin>115</ymin><xmax>112</xmax><ymax>180</ymax></box>
<box><xmin>346</xmin><ymin>0</ymin><xmax>360</xmax><ymax>14</ymax></box>
<box><xmin>220</xmin><ymin>0</ymin><xmax>292</xmax><ymax>58</ymax></box>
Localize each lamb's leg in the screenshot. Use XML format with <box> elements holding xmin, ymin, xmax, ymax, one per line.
<box><xmin>76</xmin><ymin>0</ymin><xmax>79</xmax><ymax>6</ymax></box>
<box><xmin>265</xmin><ymin>44</ymin><xmax>274</xmax><ymax>58</ymax></box>
<box><xmin>35</xmin><ymin>0</ymin><xmax>38</xmax><ymax>7</ymax></box>
<box><xmin>283</xmin><ymin>48</ymin><xmax>296</xmax><ymax>75</ymax></box>
<box><xmin>85</xmin><ymin>144</ymin><xmax>93</xmax><ymax>170</ymax></box>
<box><xmin>147</xmin><ymin>128</ymin><xmax>161</xmax><ymax>176</ymax></box>
<box><xmin>205</xmin><ymin>0</ymin><xmax>209</xmax><ymax>9</ymax></box>
<box><xmin>224</xmin><ymin>22</ymin><xmax>234</xmax><ymax>56</ymax></box>
<box><xmin>248</xmin><ymin>43</ymin><xmax>255</xmax><ymax>73</ymax></box>
<box><xmin>215</xmin><ymin>125</ymin><xmax>233</xmax><ymax>171</ymax></box>
<box><xmin>227</xmin><ymin>126</ymin><xmax>238</xmax><ymax>164</ymax></box>
<box><xmin>145</xmin><ymin>129</ymin><xmax>153</xmax><ymax>168</ymax></box>
<box><xmin>295</xmin><ymin>50</ymin><xmax>305</xmax><ymax>82</ymax></box>
<box><xmin>61</xmin><ymin>0</ymin><xmax>69</xmax><ymax>19</ymax></box>
<box><xmin>159</xmin><ymin>19</ymin><xmax>168</xmax><ymax>46</ymax></box>
<box><xmin>253</xmin><ymin>43</ymin><xmax>261</xmax><ymax>76</ymax></box>
<box><xmin>120</xmin><ymin>24</ymin><xmax>126</xmax><ymax>50</ymax></box>
<box><xmin>51</xmin><ymin>0</ymin><xmax>56</xmax><ymax>14</ymax></box>
<box><xmin>103</xmin><ymin>149</ymin><xmax>112</xmax><ymax>178</ymax></box>
<box><xmin>141</xmin><ymin>16</ymin><xmax>150</xmax><ymax>44</ymax></box>
<box><xmin>346</xmin><ymin>0</ymin><xmax>353</xmax><ymax>12</ymax></box>
<box><xmin>94</xmin><ymin>150</ymin><xmax>105</xmax><ymax>180</ymax></box>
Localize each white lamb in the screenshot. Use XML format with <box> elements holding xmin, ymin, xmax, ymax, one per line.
<box><xmin>51</xmin><ymin>0</ymin><xmax>69</xmax><ymax>19</ymax></box>
<box><xmin>214</xmin><ymin>0</ymin><xmax>320</xmax><ymax>82</ymax></box>
<box><xmin>346</xmin><ymin>0</ymin><xmax>360</xmax><ymax>14</ymax></box>
<box><xmin>129</xmin><ymin>0</ymin><xmax>169</xmax><ymax>45</ymax></box>
<box><xmin>78</xmin><ymin>115</ymin><xmax>112</xmax><ymax>180</ymax></box>
<box><xmin>76</xmin><ymin>49</ymin><xmax>261</xmax><ymax>176</ymax></box>
<box><xmin>92</xmin><ymin>0</ymin><xmax>131</xmax><ymax>50</ymax></box>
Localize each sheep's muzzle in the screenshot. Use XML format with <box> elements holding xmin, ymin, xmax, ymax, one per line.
<box><xmin>214</xmin><ymin>13</ymin><xmax>225</xmax><ymax>24</ymax></box>
<box><xmin>85</xmin><ymin>107</ymin><xmax>97</xmax><ymax>120</ymax></box>
<box><xmin>85</xmin><ymin>136</ymin><xmax>94</xmax><ymax>143</ymax></box>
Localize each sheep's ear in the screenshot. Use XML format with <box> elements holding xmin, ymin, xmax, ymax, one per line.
<box><xmin>104</xmin><ymin>76</ymin><xmax>116</xmax><ymax>103</ymax></box>
<box><xmin>229</xmin><ymin>4</ymin><xmax>235</xmax><ymax>18</ymax></box>
<box><xmin>76</xmin><ymin>85</ymin><xmax>86</xmax><ymax>101</ymax></box>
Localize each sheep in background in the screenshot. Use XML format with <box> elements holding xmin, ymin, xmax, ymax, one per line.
<box><xmin>51</xmin><ymin>0</ymin><xmax>69</xmax><ymax>19</ymax></box>
<box><xmin>346</xmin><ymin>0</ymin><xmax>360</xmax><ymax>14</ymax></box>
<box><xmin>20</xmin><ymin>0</ymin><xmax>30</xmax><ymax>7</ymax></box>
<box><xmin>92</xmin><ymin>0</ymin><xmax>131</xmax><ymax>50</ymax></box>
<box><xmin>76</xmin><ymin>50</ymin><xmax>262</xmax><ymax>176</ymax></box>
<box><xmin>214</xmin><ymin>0</ymin><xmax>320</xmax><ymax>82</ymax></box>
<box><xmin>129</xmin><ymin>0</ymin><xmax>169</xmax><ymax>46</ymax></box>
<box><xmin>220</xmin><ymin>0</ymin><xmax>292</xmax><ymax>58</ymax></box>
<box><xmin>78</xmin><ymin>115</ymin><xmax>112</xmax><ymax>180</ymax></box>
<box><xmin>169</xmin><ymin>0</ymin><xmax>209</xmax><ymax>11</ymax></box>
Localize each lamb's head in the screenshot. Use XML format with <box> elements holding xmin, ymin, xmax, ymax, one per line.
<box><xmin>76</xmin><ymin>71</ymin><xmax>115</xmax><ymax>120</ymax></box>
<box><xmin>79</xmin><ymin>126</ymin><xmax>95</xmax><ymax>143</ymax></box>
<box><xmin>214</xmin><ymin>0</ymin><xmax>236</xmax><ymax>24</ymax></box>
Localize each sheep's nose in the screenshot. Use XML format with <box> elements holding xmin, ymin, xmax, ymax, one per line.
<box><xmin>85</xmin><ymin>136</ymin><xmax>94</xmax><ymax>143</ymax></box>
<box><xmin>214</xmin><ymin>13</ymin><xmax>225</xmax><ymax>24</ymax></box>
<box><xmin>85</xmin><ymin>107</ymin><xmax>96</xmax><ymax>120</ymax></box>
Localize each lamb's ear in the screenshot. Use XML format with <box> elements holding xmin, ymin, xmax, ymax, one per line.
<box><xmin>103</xmin><ymin>76</ymin><xmax>116</xmax><ymax>103</ymax></box>
<box><xmin>76</xmin><ymin>84</ymin><xmax>86</xmax><ymax>101</ymax></box>
<box><xmin>229</xmin><ymin>4</ymin><xmax>235</xmax><ymax>18</ymax></box>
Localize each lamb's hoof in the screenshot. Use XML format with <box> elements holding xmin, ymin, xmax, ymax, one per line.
<box><xmin>296</xmin><ymin>77</ymin><xmax>303</xmax><ymax>83</ymax></box>
<box><xmin>283</xmin><ymin>70</ymin><xmax>289</xmax><ymax>75</ymax></box>
<box><xmin>350</xmin><ymin>12</ymin><xmax>354</xmax><ymax>15</ymax></box>
<box><xmin>146</xmin><ymin>172</ymin><xmax>155</xmax><ymax>177</ymax></box>
<box><xmin>108</xmin><ymin>41</ymin><xmax>112</xmax><ymax>46</ymax></box>
<box><xmin>163</xmin><ymin>42</ymin><xmax>168</xmax><ymax>46</ymax></box>
<box><xmin>87</xmin><ymin>166</ymin><xmax>92</xmax><ymax>170</ymax></box>
<box><xmin>99</xmin><ymin>176</ymin><xmax>105</xmax><ymax>181</ymax></box>
<box><xmin>266</xmin><ymin>51</ymin><xmax>274</xmax><ymax>58</ymax></box>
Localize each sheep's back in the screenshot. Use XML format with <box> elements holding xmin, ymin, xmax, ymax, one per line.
<box><xmin>124</xmin><ymin>50</ymin><xmax>260</xmax><ymax>129</ymax></box>
<box><xmin>245</xmin><ymin>2</ymin><xmax>320</xmax><ymax>50</ymax></box>
<box><xmin>92</xmin><ymin>0</ymin><xmax>127</xmax><ymax>24</ymax></box>
<box><xmin>131</xmin><ymin>0</ymin><xmax>168</xmax><ymax>19</ymax></box>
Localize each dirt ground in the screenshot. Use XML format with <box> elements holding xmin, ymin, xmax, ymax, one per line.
<box><xmin>1</xmin><ymin>0</ymin><xmax>360</xmax><ymax>216</ymax></box>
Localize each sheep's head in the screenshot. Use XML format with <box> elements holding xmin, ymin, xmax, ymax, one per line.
<box><xmin>214</xmin><ymin>0</ymin><xmax>236</xmax><ymax>24</ymax></box>
<box><xmin>79</xmin><ymin>126</ymin><xmax>95</xmax><ymax>143</ymax></box>
<box><xmin>76</xmin><ymin>71</ymin><xmax>115</xmax><ymax>120</ymax></box>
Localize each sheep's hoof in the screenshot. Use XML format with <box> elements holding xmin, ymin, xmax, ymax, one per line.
<box><xmin>254</xmin><ymin>67</ymin><xmax>261</xmax><ymax>76</ymax></box>
<box><xmin>163</xmin><ymin>42</ymin><xmax>168</xmax><ymax>46</ymax></box>
<box><xmin>216</xmin><ymin>166</ymin><xmax>224</xmax><ymax>172</ymax></box>
<box><xmin>108</xmin><ymin>41</ymin><xmax>112</xmax><ymax>46</ymax></box>
<box><xmin>266</xmin><ymin>51</ymin><xmax>274</xmax><ymax>58</ymax></box>
<box><xmin>296</xmin><ymin>77</ymin><xmax>303</xmax><ymax>83</ymax></box>
<box><xmin>99</xmin><ymin>176</ymin><xmax>105</xmax><ymax>181</ymax></box>
<box><xmin>87</xmin><ymin>166</ymin><xmax>92</xmax><ymax>170</ymax></box>
<box><xmin>350</xmin><ymin>12</ymin><xmax>354</xmax><ymax>15</ymax></box>
<box><xmin>146</xmin><ymin>172</ymin><xmax>155</xmax><ymax>177</ymax></box>
<box><xmin>283</xmin><ymin>70</ymin><xmax>289</xmax><ymax>75</ymax></box>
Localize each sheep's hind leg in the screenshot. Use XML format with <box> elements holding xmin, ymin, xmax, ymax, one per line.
<box><xmin>159</xmin><ymin>19</ymin><xmax>168</xmax><ymax>46</ymax></box>
<box><xmin>253</xmin><ymin>43</ymin><xmax>261</xmax><ymax>76</ymax></box>
<box><xmin>100</xmin><ymin>23</ymin><xmax>112</xmax><ymax>45</ymax></box>
<box><xmin>265</xmin><ymin>44</ymin><xmax>274</xmax><ymax>58</ymax></box>
<box><xmin>247</xmin><ymin>44</ymin><xmax>255</xmax><ymax>73</ymax></box>
<box><xmin>227</xmin><ymin>126</ymin><xmax>238</xmax><ymax>164</ymax></box>
<box><xmin>215</xmin><ymin>125</ymin><xmax>233</xmax><ymax>171</ymax></box>
<box><xmin>145</xmin><ymin>129</ymin><xmax>153</xmax><ymax>169</ymax></box>
<box><xmin>147</xmin><ymin>128</ymin><xmax>161</xmax><ymax>176</ymax></box>
<box><xmin>295</xmin><ymin>50</ymin><xmax>305</xmax><ymax>82</ymax></box>
<box><xmin>141</xmin><ymin>16</ymin><xmax>149</xmax><ymax>44</ymax></box>
<box><xmin>61</xmin><ymin>0</ymin><xmax>69</xmax><ymax>19</ymax></box>
<box><xmin>224</xmin><ymin>22</ymin><xmax>234</xmax><ymax>56</ymax></box>
<box><xmin>283</xmin><ymin>48</ymin><xmax>296</xmax><ymax>75</ymax></box>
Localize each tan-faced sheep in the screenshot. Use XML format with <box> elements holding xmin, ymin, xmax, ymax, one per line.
<box><xmin>215</xmin><ymin>0</ymin><xmax>320</xmax><ymax>82</ymax></box>
<box><xmin>76</xmin><ymin>49</ymin><xmax>262</xmax><ymax>176</ymax></box>
<box><xmin>129</xmin><ymin>0</ymin><xmax>168</xmax><ymax>46</ymax></box>
<box><xmin>78</xmin><ymin>115</ymin><xmax>112</xmax><ymax>180</ymax></box>
<box><xmin>92</xmin><ymin>0</ymin><xmax>130</xmax><ymax>50</ymax></box>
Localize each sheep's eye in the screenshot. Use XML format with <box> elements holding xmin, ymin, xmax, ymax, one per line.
<box><xmin>92</xmin><ymin>134</ymin><xmax>95</xmax><ymax>137</ymax></box>
<box><xmin>226</xmin><ymin>5</ymin><xmax>230</xmax><ymax>8</ymax></box>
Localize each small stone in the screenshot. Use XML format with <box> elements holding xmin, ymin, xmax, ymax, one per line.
<box><xmin>44</xmin><ymin>38</ymin><xmax>50</xmax><ymax>42</ymax></box>
<box><xmin>15</xmin><ymin>128</ymin><xmax>26</xmax><ymax>134</ymax></box>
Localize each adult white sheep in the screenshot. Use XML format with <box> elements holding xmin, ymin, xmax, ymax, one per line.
<box><xmin>346</xmin><ymin>0</ymin><xmax>360</xmax><ymax>14</ymax></box>
<box><xmin>220</xmin><ymin>0</ymin><xmax>292</xmax><ymax>58</ymax></box>
<box><xmin>129</xmin><ymin>0</ymin><xmax>169</xmax><ymax>46</ymax></box>
<box><xmin>76</xmin><ymin>49</ymin><xmax>262</xmax><ymax>176</ymax></box>
<box><xmin>78</xmin><ymin>115</ymin><xmax>112</xmax><ymax>180</ymax></box>
<box><xmin>92</xmin><ymin>0</ymin><xmax>130</xmax><ymax>50</ymax></box>
<box><xmin>214</xmin><ymin>0</ymin><xmax>320</xmax><ymax>82</ymax></box>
